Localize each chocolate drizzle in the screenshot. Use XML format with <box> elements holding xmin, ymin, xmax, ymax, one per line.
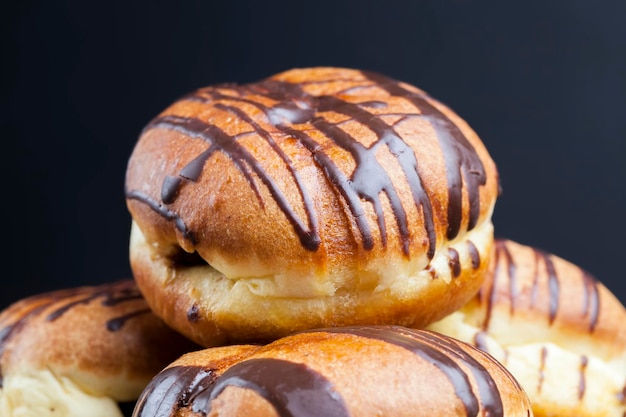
<box><xmin>473</xmin><ymin>331</ymin><xmax>489</xmax><ymax>353</ymax></box>
<box><xmin>581</xmin><ymin>271</ymin><xmax>600</xmax><ymax>332</ymax></box>
<box><xmin>483</xmin><ymin>255</ymin><xmax>499</xmax><ymax>331</ymax></box>
<box><xmin>133</xmin><ymin>366</ymin><xmax>219</xmax><ymax>417</ymax></box>
<box><xmin>0</xmin><ymin>281</ymin><xmax>149</xmax><ymax>388</ymax></box>
<box><xmin>130</xmin><ymin>69</ymin><xmax>490</xmax><ymax>257</ymax></box>
<box><xmin>482</xmin><ymin>240</ymin><xmax>521</xmax><ymax>330</ymax></box>
<box><xmin>448</xmin><ymin>248</ymin><xmax>461</xmax><ymax>277</ymax></box>
<box><xmin>467</xmin><ymin>240</ymin><xmax>481</xmax><ymax>269</ymax></box>
<box><xmin>324</xmin><ymin>326</ymin><xmax>504</xmax><ymax>417</ymax></box>
<box><xmin>537</xmin><ymin>250</ymin><xmax>560</xmax><ymax>324</ymax></box>
<box><xmin>498</xmin><ymin>241</ymin><xmax>518</xmax><ymax>316</ymax></box>
<box><xmin>126</xmin><ymin>189</ymin><xmax>196</xmax><ymax>245</ymax></box>
<box><xmin>161</xmin><ymin>175</ymin><xmax>182</xmax><ymax>204</ymax></box>
<box><xmin>482</xmin><ymin>240</ymin><xmax>603</xmax><ymax>333</ymax></box>
<box><xmin>192</xmin><ymin>358</ymin><xmax>349</xmax><ymax>417</ymax></box>
<box><xmin>362</xmin><ymin>71</ymin><xmax>487</xmax><ymax>241</ymax></box>
<box><xmin>187</xmin><ymin>304</ymin><xmax>200</xmax><ymax>323</ymax></box>
<box><xmin>135</xmin><ymin>326</ymin><xmax>509</xmax><ymax>417</ymax></box>
<box><xmin>44</xmin><ymin>282</ymin><xmax>144</xmax><ymax>322</ymax></box>
<box><xmin>106</xmin><ymin>308</ymin><xmax>151</xmax><ymax>332</ymax></box>
<box><xmin>0</xmin><ymin>302</ymin><xmax>50</xmax><ymax>387</ymax></box>
<box><xmin>133</xmin><ymin>360</ymin><xmax>349</xmax><ymax>417</ymax></box>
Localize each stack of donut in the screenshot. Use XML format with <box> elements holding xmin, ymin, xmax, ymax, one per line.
<box><xmin>2</xmin><ymin>67</ymin><xmax>624</xmax><ymax>416</ymax></box>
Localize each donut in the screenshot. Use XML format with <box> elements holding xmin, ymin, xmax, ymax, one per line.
<box><xmin>125</xmin><ymin>67</ymin><xmax>500</xmax><ymax>347</ymax></box>
<box><xmin>132</xmin><ymin>325</ymin><xmax>533</xmax><ymax>417</ymax></box>
<box><xmin>0</xmin><ymin>280</ymin><xmax>198</xmax><ymax>417</ymax></box>
<box><xmin>427</xmin><ymin>239</ymin><xmax>626</xmax><ymax>416</ymax></box>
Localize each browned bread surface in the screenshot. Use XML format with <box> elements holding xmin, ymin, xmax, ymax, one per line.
<box><xmin>133</xmin><ymin>326</ymin><xmax>533</xmax><ymax>417</ymax></box>
<box><xmin>125</xmin><ymin>67</ymin><xmax>500</xmax><ymax>346</ymax></box>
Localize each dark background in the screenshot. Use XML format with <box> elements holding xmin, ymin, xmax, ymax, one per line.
<box><xmin>2</xmin><ymin>0</ymin><xmax>625</xmax><ymax>309</ymax></box>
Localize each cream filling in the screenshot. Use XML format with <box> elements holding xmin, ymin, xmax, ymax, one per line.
<box><xmin>132</xmin><ymin>219</ymin><xmax>494</xmax><ymax>301</ymax></box>
<box><xmin>241</xmin><ymin>219</ymin><xmax>493</xmax><ymax>299</ymax></box>
<box><xmin>376</xmin><ymin>220</ymin><xmax>493</xmax><ymax>298</ymax></box>
<box><xmin>0</xmin><ymin>370</ymin><xmax>123</xmax><ymax>417</ymax></box>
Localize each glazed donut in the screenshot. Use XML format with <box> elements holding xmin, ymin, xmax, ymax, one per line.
<box><xmin>132</xmin><ymin>325</ymin><xmax>533</xmax><ymax>417</ymax></box>
<box><xmin>427</xmin><ymin>239</ymin><xmax>626</xmax><ymax>416</ymax></box>
<box><xmin>125</xmin><ymin>67</ymin><xmax>500</xmax><ymax>347</ymax></box>
<box><xmin>0</xmin><ymin>280</ymin><xmax>198</xmax><ymax>417</ymax></box>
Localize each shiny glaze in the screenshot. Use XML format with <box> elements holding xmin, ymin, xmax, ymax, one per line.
<box><xmin>127</xmin><ymin>70</ymin><xmax>490</xmax><ymax>258</ymax></box>
<box><xmin>0</xmin><ymin>281</ymin><xmax>149</xmax><ymax>387</ymax></box>
<box><xmin>135</xmin><ymin>326</ymin><xmax>510</xmax><ymax>417</ymax></box>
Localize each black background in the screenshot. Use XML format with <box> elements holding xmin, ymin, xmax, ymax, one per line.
<box><xmin>2</xmin><ymin>0</ymin><xmax>625</xmax><ymax>309</ymax></box>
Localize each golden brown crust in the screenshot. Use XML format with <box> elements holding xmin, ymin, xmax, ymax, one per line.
<box><xmin>125</xmin><ymin>67</ymin><xmax>499</xmax><ymax>346</ymax></box>
<box><xmin>134</xmin><ymin>326</ymin><xmax>533</xmax><ymax>417</ymax></box>
<box><xmin>428</xmin><ymin>239</ymin><xmax>626</xmax><ymax>417</ymax></box>
<box><xmin>0</xmin><ymin>280</ymin><xmax>198</xmax><ymax>410</ymax></box>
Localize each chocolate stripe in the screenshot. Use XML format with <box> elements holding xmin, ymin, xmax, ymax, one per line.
<box><xmin>0</xmin><ymin>282</ymin><xmax>146</xmax><ymax>387</ymax></box>
<box><xmin>134</xmin><ymin>360</ymin><xmax>349</xmax><ymax>417</ymax></box>
<box><xmin>145</xmin><ymin>115</ymin><xmax>321</xmax><ymax>251</ymax></box>
<box><xmin>534</xmin><ymin>250</ymin><xmax>560</xmax><ymax>324</ymax></box>
<box><xmin>130</xmin><ymin>70</ymin><xmax>490</xmax><ymax>257</ymax></box>
<box><xmin>323</xmin><ymin>326</ymin><xmax>503</xmax><ymax>417</ymax></box>
<box><xmin>581</xmin><ymin>271</ymin><xmax>600</xmax><ymax>332</ymax></box>
<box><xmin>362</xmin><ymin>71</ymin><xmax>487</xmax><ymax>240</ymax></box>
<box><xmin>192</xmin><ymin>358</ymin><xmax>350</xmax><ymax>417</ymax></box>
<box><xmin>133</xmin><ymin>366</ymin><xmax>218</xmax><ymax>417</ymax></box>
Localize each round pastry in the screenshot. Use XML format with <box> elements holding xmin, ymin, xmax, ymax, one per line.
<box><xmin>133</xmin><ymin>325</ymin><xmax>533</xmax><ymax>417</ymax></box>
<box><xmin>427</xmin><ymin>239</ymin><xmax>626</xmax><ymax>417</ymax></box>
<box><xmin>125</xmin><ymin>66</ymin><xmax>500</xmax><ymax>347</ymax></box>
<box><xmin>0</xmin><ymin>280</ymin><xmax>198</xmax><ymax>417</ymax></box>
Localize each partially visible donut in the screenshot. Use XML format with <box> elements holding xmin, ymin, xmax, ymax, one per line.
<box><xmin>133</xmin><ymin>325</ymin><xmax>533</xmax><ymax>417</ymax></box>
<box><xmin>0</xmin><ymin>280</ymin><xmax>198</xmax><ymax>417</ymax></box>
<box><xmin>428</xmin><ymin>239</ymin><xmax>626</xmax><ymax>416</ymax></box>
<box><xmin>125</xmin><ymin>66</ymin><xmax>500</xmax><ymax>347</ymax></box>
